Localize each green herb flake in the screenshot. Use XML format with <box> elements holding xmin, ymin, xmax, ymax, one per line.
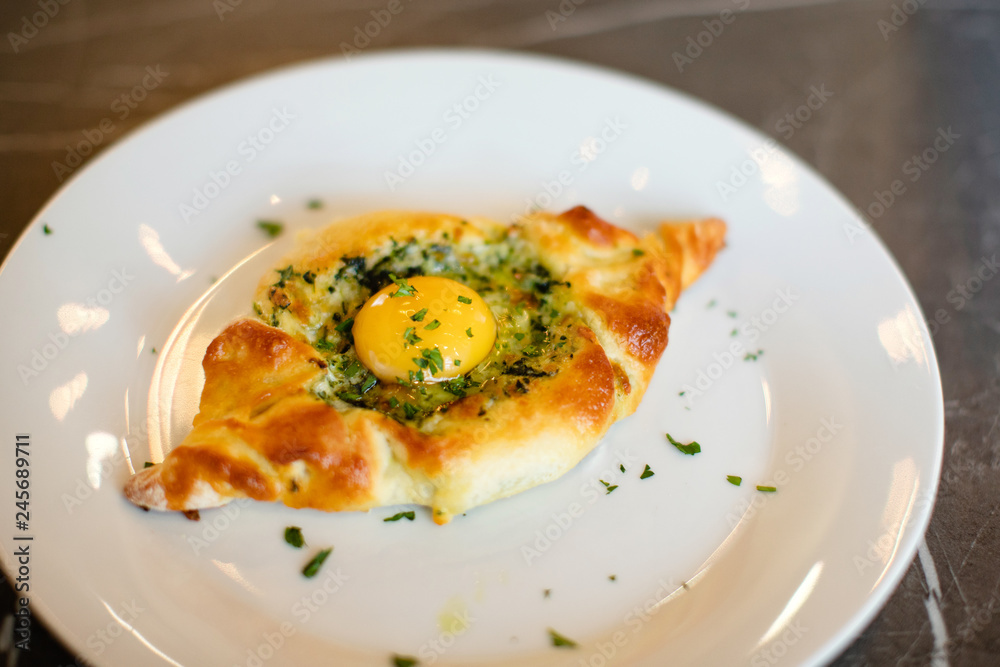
<box><xmin>392</xmin><ymin>657</ymin><xmax>418</xmax><ymax>667</ymax></box>
<box><xmin>678</xmin><ymin>391</ymin><xmax>686</xmax><ymax>397</ymax></box>
<box><xmin>707</xmin><ymin>299</ymin><xmax>717</xmax><ymax>308</ymax></box>
<box><xmin>609</xmin><ymin>574</ymin><xmax>617</xmax><ymax>581</ymax></box>
<box><xmin>402</xmin><ymin>402</ymin><xmax>419</xmax><ymax>419</ymax></box>
<box><xmin>344</xmin><ymin>360</ymin><xmax>363</xmax><ymax>377</ymax></box>
<box><xmin>744</xmin><ymin>350</ymin><xmax>764</xmax><ymax>361</ymax></box>
<box><xmin>466</xmin><ymin>327</ymin><xmax>474</xmax><ymax>338</ymax></box>
<box><xmin>284</xmin><ymin>526</ymin><xmax>305</xmax><ymax>548</ymax></box>
<box><xmin>667</xmin><ymin>433</ymin><xmax>701</xmax><ymax>456</ymax></box>
<box><xmin>403</xmin><ymin>327</ymin><xmax>422</xmax><ymax>346</ymax></box>
<box><xmin>619</xmin><ymin>464</ymin><xmax>626</xmax><ymax>473</ymax></box>
<box><xmin>361</xmin><ymin>374</ymin><xmax>377</xmax><ymax>393</ymax></box>
<box><xmin>727</xmin><ymin>475</ymin><xmax>743</xmax><ymax>486</ymax></box>
<box><xmin>151</xmin><ymin>347</ymin><xmax>157</xmax><ymax>354</ymax></box>
<box><xmin>307</xmin><ymin>199</ymin><xmax>323</xmax><ymax>210</ymax></box>
<box><xmin>457</xmin><ymin>295</ymin><xmax>473</xmax><ymax>304</ymax></box>
<box><xmin>727</xmin><ymin>310</ymin><xmax>738</xmax><ymax>318</ymax></box>
<box><xmin>422</xmin><ymin>347</ymin><xmax>444</xmax><ymax>373</ymax></box>
<box><xmin>640</xmin><ymin>464</ymin><xmax>655</xmax><ymax>479</ymax></box>
<box><xmin>514</xmin><ymin>332</ymin><xmax>526</xmax><ymax>341</ymax></box>
<box><xmin>257</xmin><ymin>220</ymin><xmax>284</xmax><ymax>238</ymax></box>
<box><xmin>632</xmin><ymin>248</ymin><xmax>645</xmax><ymax>256</ymax></box>
<box><xmin>143</xmin><ymin>461</ymin><xmax>154</xmax><ymax>469</ymax></box>
<box><xmin>274</xmin><ymin>265</ymin><xmax>296</xmax><ymax>287</ymax></box>
<box><xmin>410</xmin><ymin>308</ymin><xmax>428</xmax><ymax>322</ymax></box>
<box><xmin>757</xmin><ymin>485</ymin><xmax>777</xmax><ymax>493</ymax></box>
<box><xmin>424</xmin><ymin>319</ymin><xmax>441</xmax><ymax>331</ymax></box>
<box><xmin>334</xmin><ymin>317</ymin><xmax>354</xmax><ymax>334</ymax></box>
<box><xmin>388</xmin><ymin>396</ymin><xmax>399</xmax><ymax>409</ymax></box>
<box><xmin>731</xmin><ymin>328</ymin><xmax>739</xmax><ymax>336</ymax></box>
<box><xmin>389</xmin><ymin>273</ymin><xmax>417</xmax><ymax>297</ymax></box>
<box><xmin>338</xmin><ymin>391</ymin><xmax>362</xmax><ymax>402</ymax></box>
<box><xmin>548</xmin><ymin>628</ymin><xmax>578</xmax><ymax>648</ymax></box>
<box><xmin>599</xmin><ymin>480</ymin><xmax>618</xmax><ymax>494</ymax></box>
<box><xmin>42</xmin><ymin>224</ymin><xmax>52</xmax><ymax>235</ymax></box>
<box><xmin>384</xmin><ymin>511</ymin><xmax>416</xmax><ymax>522</ymax></box>
<box><xmin>301</xmin><ymin>547</ymin><xmax>332</xmax><ymax>578</ymax></box>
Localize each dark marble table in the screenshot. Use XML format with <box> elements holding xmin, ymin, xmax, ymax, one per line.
<box><xmin>1</xmin><ymin>0</ymin><xmax>997</xmax><ymax>664</ymax></box>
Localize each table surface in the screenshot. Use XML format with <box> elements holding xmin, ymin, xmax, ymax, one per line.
<box><xmin>1</xmin><ymin>0</ymin><xmax>997</xmax><ymax>665</ymax></box>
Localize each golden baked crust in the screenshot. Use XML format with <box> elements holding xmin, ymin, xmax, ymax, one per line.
<box><xmin>125</xmin><ymin>207</ymin><xmax>725</xmax><ymax>523</ymax></box>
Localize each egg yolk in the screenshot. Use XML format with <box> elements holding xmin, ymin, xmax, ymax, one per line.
<box><xmin>352</xmin><ymin>276</ymin><xmax>496</xmax><ymax>384</ymax></box>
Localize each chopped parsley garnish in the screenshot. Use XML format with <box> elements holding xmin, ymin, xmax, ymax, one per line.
<box><xmin>274</xmin><ymin>265</ymin><xmax>296</xmax><ymax>287</ymax></box>
<box><xmin>42</xmin><ymin>224</ymin><xmax>52</xmax><ymax>235</ymax></box>
<box><xmin>727</xmin><ymin>310</ymin><xmax>738</xmax><ymax>318</ymax></box>
<box><xmin>334</xmin><ymin>317</ymin><xmax>354</xmax><ymax>333</ymax></box>
<box><xmin>632</xmin><ymin>248</ymin><xmax>645</xmax><ymax>256</ymax></box>
<box><xmin>707</xmin><ymin>299</ymin><xmax>717</xmax><ymax>308</ymax></box>
<box><xmin>402</xmin><ymin>402</ymin><xmax>419</xmax><ymax>419</ymax></box>
<box><xmin>410</xmin><ymin>308</ymin><xmax>428</xmax><ymax>322</ymax></box>
<box><xmin>143</xmin><ymin>461</ymin><xmax>154</xmax><ymax>469</ymax></box>
<box><xmin>361</xmin><ymin>374</ymin><xmax>377</xmax><ymax>393</ymax></box>
<box><xmin>514</xmin><ymin>332</ymin><xmax>526</xmax><ymax>341</ymax></box>
<box><xmin>284</xmin><ymin>526</ymin><xmax>305</xmax><ymax>548</ymax></box>
<box><xmin>600</xmin><ymin>479</ymin><xmax>618</xmax><ymax>494</ymax></box>
<box><xmin>757</xmin><ymin>485</ymin><xmax>777</xmax><ymax>493</ymax></box>
<box><xmin>392</xmin><ymin>657</ymin><xmax>418</xmax><ymax>667</ymax></box>
<box><xmin>384</xmin><ymin>511</ymin><xmax>416</xmax><ymax>522</ymax></box>
<box><xmin>548</xmin><ymin>629</ymin><xmax>577</xmax><ymax>648</ymax></box>
<box><xmin>344</xmin><ymin>360</ymin><xmax>363</xmax><ymax>377</ymax></box>
<box><xmin>338</xmin><ymin>391</ymin><xmax>363</xmax><ymax>402</ymax></box>
<box><xmin>727</xmin><ymin>475</ymin><xmax>742</xmax><ymax>486</ymax></box>
<box><xmin>678</xmin><ymin>391</ymin><xmax>686</xmax><ymax>397</ymax></box>
<box><xmin>388</xmin><ymin>396</ymin><xmax>399</xmax><ymax>408</ymax></box>
<box><xmin>730</xmin><ymin>328</ymin><xmax>738</xmax><ymax>336</ymax></box>
<box><xmin>466</xmin><ymin>327</ymin><xmax>474</xmax><ymax>337</ymax></box>
<box><xmin>619</xmin><ymin>464</ymin><xmax>625</xmax><ymax>473</ymax></box>
<box><xmin>151</xmin><ymin>347</ymin><xmax>157</xmax><ymax>354</ymax></box>
<box><xmin>640</xmin><ymin>464</ymin><xmax>655</xmax><ymax>479</ymax></box>
<box><xmin>307</xmin><ymin>199</ymin><xmax>323</xmax><ymax>210</ymax></box>
<box><xmin>609</xmin><ymin>574</ymin><xmax>617</xmax><ymax>581</ymax></box>
<box><xmin>301</xmin><ymin>547</ymin><xmax>332</xmax><ymax>578</ymax></box>
<box><xmin>667</xmin><ymin>433</ymin><xmax>701</xmax><ymax>455</ymax></box>
<box><xmin>257</xmin><ymin>220</ymin><xmax>284</xmax><ymax>238</ymax></box>
<box><xmin>403</xmin><ymin>327</ymin><xmax>422</xmax><ymax>346</ymax></box>
<box><xmin>455</xmin><ymin>359</ymin><xmax>461</xmax><ymax>366</ymax></box>
<box><xmin>744</xmin><ymin>350</ymin><xmax>764</xmax><ymax>361</ymax></box>
<box><xmin>424</xmin><ymin>319</ymin><xmax>441</xmax><ymax>330</ymax></box>
<box><xmin>457</xmin><ymin>295</ymin><xmax>473</xmax><ymax>304</ymax></box>
<box><xmin>421</xmin><ymin>348</ymin><xmax>444</xmax><ymax>373</ymax></box>
<box><xmin>389</xmin><ymin>273</ymin><xmax>417</xmax><ymax>297</ymax></box>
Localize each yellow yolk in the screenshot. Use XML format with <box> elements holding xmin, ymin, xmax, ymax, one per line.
<box><xmin>352</xmin><ymin>276</ymin><xmax>497</xmax><ymax>383</ymax></box>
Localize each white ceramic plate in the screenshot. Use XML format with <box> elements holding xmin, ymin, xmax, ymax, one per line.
<box><xmin>0</xmin><ymin>50</ymin><xmax>943</xmax><ymax>666</ymax></box>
